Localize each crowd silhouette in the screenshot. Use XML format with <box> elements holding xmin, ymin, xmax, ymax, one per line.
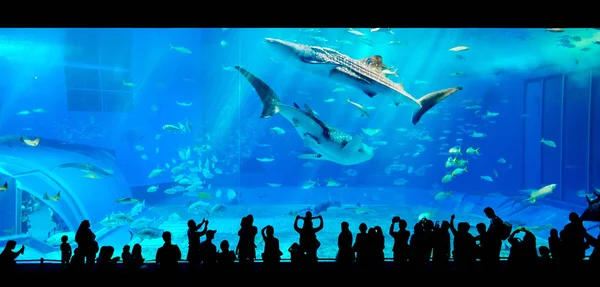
<box><xmin>0</xmin><ymin>206</ymin><xmax>597</xmax><ymax>277</ymax></box>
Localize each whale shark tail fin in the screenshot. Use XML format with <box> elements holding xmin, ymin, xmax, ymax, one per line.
<box><xmin>412</xmin><ymin>87</ymin><xmax>463</xmax><ymax>125</ymax></box>
<box><xmin>235</xmin><ymin>66</ymin><xmax>281</xmax><ymax>118</ymax></box>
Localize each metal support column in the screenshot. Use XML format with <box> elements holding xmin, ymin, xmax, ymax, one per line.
<box><xmin>559</xmin><ymin>74</ymin><xmax>566</xmax><ymax>201</ymax></box>
<box><xmin>587</xmin><ymin>70</ymin><xmax>593</xmax><ymax>193</ymax></box>
<box><xmin>98</xmin><ymin>34</ymin><xmax>105</xmax><ymax>112</ymax></box>
<box><xmin>521</xmin><ymin>80</ymin><xmax>528</xmax><ymax>189</ymax></box>
<box><xmin>14</xmin><ymin>186</ymin><xmax>21</xmax><ymax>234</ymax></box>
<box><xmin>540</xmin><ymin>78</ymin><xmax>545</xmax><ymax>189</ymax></box>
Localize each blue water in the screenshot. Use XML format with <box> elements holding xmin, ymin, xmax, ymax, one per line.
<box><xmin>0</xmin><ymin>28</ymin><xmax>599</xmax><ymax>261</ymax></box>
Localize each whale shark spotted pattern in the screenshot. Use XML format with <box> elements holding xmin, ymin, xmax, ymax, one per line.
<box><xmin>263</xmin><ymin>38</ymin><xmax>463</xmax><ymax>124</ymax></box>
<box><xmin>235</xmin><ymin>66</ymin><xmax>374</xmax><ymax>166</ymax></box>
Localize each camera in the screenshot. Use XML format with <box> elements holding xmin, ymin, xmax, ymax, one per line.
<box><xmin>392</xmin><ymin>216</ymin><xmax>400</xmax><ymax>223</ymax></box>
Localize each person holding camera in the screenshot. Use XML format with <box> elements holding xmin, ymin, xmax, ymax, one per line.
<box><xmin>0</xmin><ymin>240</ymin><xmax>24</xmax><ymax>272</ymax></box>
<box><xmin>483</xmin><ymin>207</ymin><xmax>507</xmax><ymax>272</ymax></box>
<box><xmin>389</xmin><ymin>216</ymin><xmax>410</xmax><ymax>270</ymax></box>
<box><xmin>506</xmin><ymin>227</ymin><xmax>537</xmax><ymax>274</ymax></box>
<box><xmin>432</xmin><ymin>220</ymin><xmax>451</xmax><ymax>272</ymax></box>
<box><xmin>187</xmin><ymin>218</ymin><xmax>208</xmax><ymax>272</ymax></box>
<box><xmin>449</xmin><ymin>214</ymin><xmax>477</xmax><ymax>272</ymax></box>
<box><xmin>410</xmin><ymin>218</ymin><xmax>434</xmax><ymax>272</ymax></box>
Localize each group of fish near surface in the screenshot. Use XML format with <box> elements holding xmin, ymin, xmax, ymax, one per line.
<box><xmin>236</xmin><ymin>37</ymin><xmax>463</xmax><ymax>167</ymax></box>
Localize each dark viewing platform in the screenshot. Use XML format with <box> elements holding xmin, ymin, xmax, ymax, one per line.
<box><xmin>10</xmin><ymin>258</ymin><xmax>592</xmax><ymax>281</ymax></box>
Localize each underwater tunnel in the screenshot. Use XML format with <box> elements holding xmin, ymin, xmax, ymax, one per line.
<box><xmin>0</xmin><ymin>139</ymin><xmax>131</xmax><ymax>252</ymax></box>
<box><xmin>0</xmin><ymin>29</ymin><xmax>135</xmax><ymax>255</ymax></box>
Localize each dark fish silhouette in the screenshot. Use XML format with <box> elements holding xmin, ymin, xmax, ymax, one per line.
<box><xmin>314</xmin><ymin>200</ymin><xmax>341</xmax><ymax>214</ymax></box>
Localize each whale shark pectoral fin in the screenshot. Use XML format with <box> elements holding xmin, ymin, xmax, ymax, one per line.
<box><xmin>341</xmin><ymin>134</ymin><xmax>363</xmax><ymax>151</ymax></box>
<box><xmin>297</xmin><ymin>154</ymin><xmax>323</xmax><ymax>160</ymax></box>
<box><xmin>364</xmin><ymin>90</ymin><xmax>377</xmax><ymax>98</ymax></box>
<box><xmin>292</xmin><ymin>118</ymin><xmax>300</xmax><ymax>127</ymax></box>
<box><xmin>293</xmin><ymin>103</ymin><xmax>301</xmax><ymax>109</ymax></box>
<box><xmin>393</xmin><ymin>95</ymin><xmax>404</xmax><ymax>106</ymax></box>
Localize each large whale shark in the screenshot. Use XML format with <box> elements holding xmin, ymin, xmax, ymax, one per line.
<box><xmin>264</xmin><ymin>38</ymin><xmax>462</xmax><ymax>125</ymax></box>
<box><xmin>581</xmin><ymin>190</ymin><xmax>600</xmax><ymax>222</ymax></box>
<box><xmin>235</xmin><ymin>66</ymin><xmax>374</xmax><ymax>166</ymax></box>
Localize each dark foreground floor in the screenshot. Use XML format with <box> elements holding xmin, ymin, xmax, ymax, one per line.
<box><xmin>6</xmin><ymin>260</ymin><xmax>593</xmax><ymax>282</ymax></box>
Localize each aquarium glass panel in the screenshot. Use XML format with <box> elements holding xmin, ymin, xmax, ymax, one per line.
<box><xmin>0</xmin><ymin>28</ymin><xmax>599</xmax><ymax>262</ymax></box>
<box><xmin>541</xmin><ymin>76</ymin><xmax>562</xmax><ymax>199</ymax></box>
<box><xmin>522</xmin><ymin>80</ymin><xmax>542</xmax><ymax>189</ymax></box>
<box><xmin>0</xmin><ymin>175</ymin><xmax>17</xmax><ymax>236</ymax></box>
<box><xmin>562</xmin><ymin>72</ymin><xmax>590</xmax><ymax>203</ymax></box>
<box><xmin>591</xmin><ymin>72</ymin><xmax>600</xmax><ymax>196</ymax></box>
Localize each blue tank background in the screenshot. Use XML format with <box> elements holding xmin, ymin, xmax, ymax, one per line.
<box><xmin>0</xmin><ymin>28</ymin><xmax>599</xmax><ymax>260</ymax></box>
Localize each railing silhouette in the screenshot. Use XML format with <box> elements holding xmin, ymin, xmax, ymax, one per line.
<box><xmin>19</xmin><ymin>255</ymin><xmax>562</xmax><ymax>265</ymax></box>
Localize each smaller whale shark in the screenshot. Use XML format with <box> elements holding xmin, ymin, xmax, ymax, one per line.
<box><xmin>235</xmin><ymin>66</ymin><xmax>374</xmax><ymax>166</ymax></box>
<box><xmin>264</xmin><ymin>38</ymin><xmax>463</xmax><ymax>124</ymax></box>
<box><xmin>581</xmin><ymin>190</ymin><xmax>600</xmax><ymax>222</ymax></box>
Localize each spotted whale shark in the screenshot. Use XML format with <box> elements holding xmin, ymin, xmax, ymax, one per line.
<box><xmin>235</xmin><ymin>66</ymin><xmax>374</xmax><ymax>166</ymax></box>
<box><xmin>263</xmin><ymin>38</ymin><xmax>462</xmax><ymax>124</ymax></box>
